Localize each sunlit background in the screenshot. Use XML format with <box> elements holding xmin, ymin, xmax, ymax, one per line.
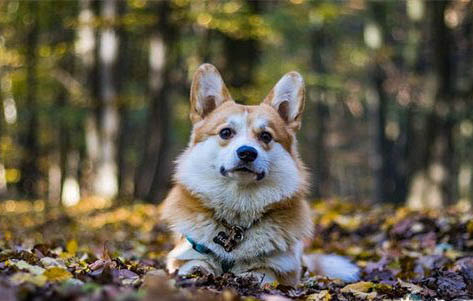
<box><xmin>0</xmin><ymin>0</ymin><xmax>472</xmax><ymax>212</ymax></box>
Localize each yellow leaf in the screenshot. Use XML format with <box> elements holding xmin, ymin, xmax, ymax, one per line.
<box><xmin>66</xmin><ymin>239</ymin><xmax>78</xmax><ymax>255</ymax></box>
<box><xmin>43</xmin><ymin>267</ymin><xmax>73</xmax><ymax>282</ymax></box>
<box><xmin>10</xmin><ymin>260</ymin><xmax>45</xmax><ymax>275</ymax></box>
<box><xmin>341</xmin><ymin>281</ymin><xmax>374</xmax><ymax>293</ymax></box>
<box><xmin>306</xmin><ymin>290</ymin><xmax>331</xmax><ymax>301</ymax></box>
<box><xmin>374</xmin><ymin>283</ymin><xmax>393</xmax><ymax>293</ymax></box>
<box><xmin>467</xmin><ymin>220</ymin><xmax>473</xmax><ymax>234</ymax></box>
<box><xmin>341</xmin><ymin>281</ymin><xmax>377</xmax><ymax>300</ymax></box>
<box><xmin>10</xmin><ymin>272</ymin><xmax>47</xmax><ymax>286</ymax></box>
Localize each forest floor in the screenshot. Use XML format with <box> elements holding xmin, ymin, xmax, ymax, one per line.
<box><xmin>0</xmin><ymin>198</ymin><xmax>473</xmax><ymax>301</ymax></box>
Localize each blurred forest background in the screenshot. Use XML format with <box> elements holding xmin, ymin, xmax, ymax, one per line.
<box><xmin>0</xmin><ymin>0</ymin><xmax>472</xmax><ymax>209</ymax></box>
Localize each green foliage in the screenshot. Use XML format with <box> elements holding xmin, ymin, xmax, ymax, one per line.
<box><xmin>0</xmin><ymin>0</ymin><xmax>472</xmax><ymax>202</ymax></box>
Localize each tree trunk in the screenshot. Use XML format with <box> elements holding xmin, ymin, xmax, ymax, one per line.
<box><xmin>117</xmin><ymin>109</ymin><xmax>132</xmax><ymax>199</ymax></box>
<box><xmin>309</xmin><ymin>26</ymin><xmax>330</xmax><ymax>199</ymax></box>
<box><xmin>116</xmin><ymin>0</ymin><xmax>133</xmax><ymax>200</ymax></box>
<box><xmin>43</xmin><ymin>10</ymin><xmax>79</xmax><ymax>207</ymax></box>
<box><xmin>391</xmin><ymin>1</ymin><xmax>426</xmax><ymax>205</ymax></box>
<box><xmin>221</xmin><ymin>1</ymin><xmax>261</xmax><ymax>92</ymax></box>
<box><xmin>365</xmin><ymin>2</ymin><xmax>398</xmax><ymax>203</ymax></box>
<box><xmin>77</xmin><ymin>0</ymin><xmax>101</xmax><ymax>196</ymax></box>
<box><xmin>94</xmin><ymin>0</ymin><xmax>122</xmax><ymax>199</ymax></box>
<box><xmin>367</xmin><ymin>63</ymin><xmax>391</xmax><ymax>203</ymax></box>
<box><xmin>134</xmin><ymin>1</ymin><xmax>176</xmax><ymax>202</ymax></box>
<box><xmin>18</xmin><ymin>1</ymin><xmax>40</xmax><ymax>198</ymax></box>
<box><xmin>0</xmin><ymin>83</ymin><xmax>7</xmax><ymax>197</ymax></box>
<box><xmin>47</xmin><ymin>92</ymin><xmax>66</xmax><ymax>205</ymax></box>
<box><xmin>407</xmin><ymin>0</ymin><xmax>456</xmax><ymax>208</ymax></box>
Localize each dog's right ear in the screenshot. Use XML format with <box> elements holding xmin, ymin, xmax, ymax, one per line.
<box><xmin>190</xmin><ymin>64</ymin><xmax>232</xmax><ymax>124</ymax></box>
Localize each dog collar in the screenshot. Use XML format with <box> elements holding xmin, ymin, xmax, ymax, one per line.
<box><xmin>186</xmin><ymin>236</ymin><xmax>234</xmax><ymax>273</ymax></box>
<box><xmin>186</xmin><ymin>236</ymin><xmax>212</xmax><ymax>254</ymax></box>
<box><xmin>212</xmin><ymin>224</ymin><xmax>245</xmax><ymax>252</ymax></box>
<box><xmin>212</xmin><ymin>217</ymin><xmax>264</xmax><ymax>252</ymax></box>
<box><xmin>187</xmin><ymin>216</ymin><xmax>259</xmax><ymax>254</ymax></box>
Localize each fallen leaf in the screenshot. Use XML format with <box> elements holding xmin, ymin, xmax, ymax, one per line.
<box><xmin>341</xmin><ymin>281</ymin><xmax>374</xmax><ymax>293</ymax></box>
<box><xmin>398</xmin><ymin>278</ymin><xmax>435</xmax><ymax>297</ymax></box>
<box><xmin>306</xmin><ymin>290</ymin><xmax>331</xmax><ymax>301</ymax></box>
<box><xmin>398</xmin><ymin>278</ymin><xmax>423</xmax><ymax>294</ymax></box>
<box><xmin>422</xmin><ymin>271</ymin><xmax>466</xmax><ymax>299</ymax></box>
<box><xmin>43</xmin><ymin>267</ymin><xmax>73</xmax><ymax>282</ymax></box>
<box><xmin>9</xmin><ymin>260</ymin><xmax>45</xmax><ymax>275</ymax></box>
<box><xmin>341</xmin><ymin>281</ymin><xmax>377</xmax><ymax>300</ymax></box>
<box><xmin>66</xmin><ymin>240</ymin><xmax>78</xmax><ymax>255</ymax></box>
<box><xmin>63</xmin><ymin>278</ymin><xmax>84</xmax><ymax>287</ymax></box>
<box><xmin>118</xmin><ymin>269</ymin><xmax>139</xmax><ymax>286</ymax></box>
<box><xmin>10</xmin><ymin>272</ymin><xmax>47</xmax><ymax>286</ymax></box>
<box><xmin>40</xmin><ymin>257</ymin><xmax>66</xmax><ymax>268</ymax></box>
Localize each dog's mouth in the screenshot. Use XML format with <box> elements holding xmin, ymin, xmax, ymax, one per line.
<box><xmin>234</xmin><ymin>167</ymin><xmax>253</xmax><ymax>173</ymax></box>
<box><xmin>220</xmin><ymin>166</ymin><xmax>265</xmax><ymax>181</ymax></box>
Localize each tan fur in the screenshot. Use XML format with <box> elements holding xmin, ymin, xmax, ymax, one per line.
<box><xmin>161</xmin><ymin>184</ymin><xmax>312</xmax><ymax>285</ymax></box>
<box><xmin>160</xmin><ymin>64</ymin><xmax>320</xmax><ymax>286</ymax></box>
<box><xmin>263</xmin><ymin>71</ymin><xmax>305</xmax><ymax>131</ymax></box>
<box><xmin>192</xmin><ymin>102</ymin><xmax>294</xmax><ymax>152</ymax></box>
<box><xmin>189</xmin><ymin>64</ymin><xmax>232</xmax><ymax>124</ymax></box>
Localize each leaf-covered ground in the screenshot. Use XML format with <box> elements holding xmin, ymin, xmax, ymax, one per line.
<box><xmin>1</xmin><ymin>198</ymin><xmax>473</xmax><ymax>301</ymax></box>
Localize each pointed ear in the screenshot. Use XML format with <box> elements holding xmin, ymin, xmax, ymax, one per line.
<box><xmin>263</xmin><ymin>72</ymin><xmax>305</xmax><ymax>130</ymax></box>
<box><xmin>189</xmin><ymin>64</ymin><xmax>232</xmax><ymax>124</ymax></box>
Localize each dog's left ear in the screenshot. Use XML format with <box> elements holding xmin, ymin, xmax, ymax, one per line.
<box><xmin>190</xmin><ymin>64</ymin><xmax>232</xmax><ymax>124</ymax></box>
<box><xmin>263</xmin><ymin>72</ymin><xmax>305</xmax><ymax>131</ymax></box>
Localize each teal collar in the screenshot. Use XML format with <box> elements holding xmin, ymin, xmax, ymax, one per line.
<box><xmin>186</xmin><ymin>236</ymin><xmax>234</xmax><ymax>273</ymax></box>
<box><xmin>186</xmin><ymin>236</ymin><xmax>212</xmax><ymax>254</ymax></box>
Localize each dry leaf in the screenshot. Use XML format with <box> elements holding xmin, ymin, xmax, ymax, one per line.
<box><xmin>10</xmin><ymin>272</ymin><xmax>47</xmax><ymax>286</ymax></box>
<box><xmin>306</xmin><ymin>290</ymin><xmax>331</xmax><ymax>301</ymax></box>
<box><xmin>43</xmin><ymin>267</ymin><xmax>73</xmax><ymax>282</ymax></box>
<box><xmin>9</xmin><ymin>260</ymin><xmax>45</xmax><ymax>275</ymax></box>
<box><xmin>341</xmin><ymin>281</ymin><xmax>377</xmax><ymax>300</ymax></box>
<box><xmin>66</xmin><ymin>240</ymin><xmax>78</xmax><ymax>255</ymax></box>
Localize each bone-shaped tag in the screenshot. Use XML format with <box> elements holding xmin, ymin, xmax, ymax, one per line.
<box><xmin>213</xmin><ymin>226</ymin><xmax>244</xmax><ymax>252</ymax></box>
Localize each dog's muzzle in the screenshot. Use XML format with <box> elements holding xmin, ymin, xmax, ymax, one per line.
<box><xmin>220</xmin><ymin>165</ymin><xmax>265</xmax><ymax>181</ymax></box>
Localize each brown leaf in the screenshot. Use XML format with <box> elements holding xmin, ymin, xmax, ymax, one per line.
<box><xmin>117</xmin><ymin>269</ymin><xmax>139</xmax><ymax>286</ymax></box>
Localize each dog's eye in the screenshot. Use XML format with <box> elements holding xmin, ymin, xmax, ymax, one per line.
<box><xmin>260</xmin><ymin>131</ymin><xmax>273</xmax><ymax>144</ymax></box>
<box><xmin>219</xmin><ymin>128</ymin><xmax>233</xmax><ymax>139</ymax></box>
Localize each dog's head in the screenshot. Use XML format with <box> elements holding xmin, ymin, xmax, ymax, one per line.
<box><xmin>176</xmin><ymin>64</ymin><xmax>307</xmax><ymax>211</ymax></box>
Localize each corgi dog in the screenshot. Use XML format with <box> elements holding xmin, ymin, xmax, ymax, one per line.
<box><xmin>160</xmin><ymin>64</ymin><xmax>359</xmax><ymax>286</ymax></box>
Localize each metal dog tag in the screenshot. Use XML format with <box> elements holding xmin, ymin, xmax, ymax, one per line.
<box><xmin>213</xmin><ymin>226</ymin><xmax>245</xmax><ymax>252</ymax></box>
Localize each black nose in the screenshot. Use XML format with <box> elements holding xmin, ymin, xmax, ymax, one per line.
<box><xmin>237</xmin><ymin>146</ymin><xmax>258</xmax><ymax>162</ymax></box>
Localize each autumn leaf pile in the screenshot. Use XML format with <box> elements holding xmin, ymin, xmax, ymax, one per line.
<box><xmin>1</xmin><ymin>199</ymin><xmax>473</xmax><ymax>301</ymax></box>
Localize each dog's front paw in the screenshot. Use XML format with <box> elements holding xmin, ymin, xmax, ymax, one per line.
<box><xmin>236</xmin><ymin>269</ymin><xmax>277</xmax><ymax>286</ymax></box>
<box><xmin>177</xmin><ymin>260</ymin><xmax>214</xmax><ymax>277</ymax></box>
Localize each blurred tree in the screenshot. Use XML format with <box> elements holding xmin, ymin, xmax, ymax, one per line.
<box><xmin>0</xmin><ymin>84</ymin><xmax>7</xmax><ymax>197</ymax></box>
<box><xmin>407</xmin><ymin>0</ymin><xmax>456</xmax><ymax>208</ymax></box>
<box><xmin>50</xmin><ymin>57</ymin><xmax>72</xmax><ymax>206</ymax></box>
<box><xmin>93</xmin><ymin>0</ymin><xmax>124</xmax><ymax>199</ymax></box>
<box><xmin>116</xmin><ymin>0</ymin><xmax>131</xmax><ymax>199</ymax></box>
<box><xmin>18</xmin><ymin>1</ymin><xmax>40</xmax><ymax>198</ymax></box>
<box><xmin>309</xmin><ymin>23</ymin><xmax>330</xmax><ymax>199</ymax></box>
<box><xmin>78</xmin><ymin>0</ymin><xmax>101</xmax><ymax>196</ymax></box>
<box><xmin>134</xmin><ymin>1</ymin><xmax>177</xmax><ymax>202</ymax></box>
<box><xmin>365</xmin><ymin>2</ymin><xmax>392</xmax><ymax>203</ymax></box>
<box><xmin>221</xmin><ymin>0</ymin><xmax>261</xmax><ymax>96</ymax></box>
<box><xmin>0</xmin><ymin>0</ymin><xmax>471</xmax><ymax>206</ymax></box>
<box><xmin>60</xmin><ymin>27</ymin><xmax>81</xmax><ymax>207</ymax></box>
